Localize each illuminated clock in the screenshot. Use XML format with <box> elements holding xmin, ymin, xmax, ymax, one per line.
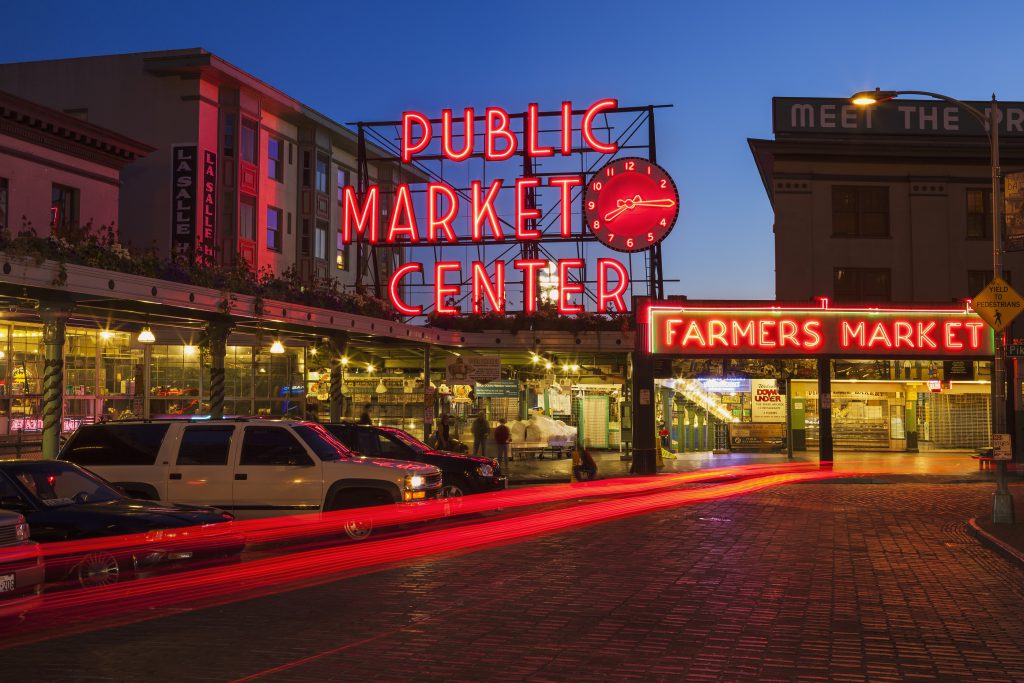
<box><xmin>583</xmin><ymin>157</ymin><xmax>679</xmax><ymax>252</ymax></box>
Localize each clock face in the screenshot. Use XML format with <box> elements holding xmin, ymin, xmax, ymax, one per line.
<box><xmin>583</xmin><ymin>157</ymin><xmax>679</xmax><ymax>252</ymax></box>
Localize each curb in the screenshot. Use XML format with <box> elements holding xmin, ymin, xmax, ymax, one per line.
<box><xmin>966</xmin><ymin>517</ymin><xmax>1024</xmax><ymax>570</ymax></box>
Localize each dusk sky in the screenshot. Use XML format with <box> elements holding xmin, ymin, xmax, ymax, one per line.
<box><xmin>5</xmin><ymin>0</ymin><xmax>1023</xmax><ymax>300</ymax></box>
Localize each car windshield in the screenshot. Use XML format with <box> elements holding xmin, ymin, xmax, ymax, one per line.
<box><xmin>385</xmin><ymin>428</ymin><xmax>431</xmax><ymax>452</ymax></box>
<box><xmin>293</xmin><ymin>424</ymin><xmax>353</xmax><ymax>461</ymax></box>
<box><xmin>6</xmin><ymin>462</ymin><xmax>123</xmax><ymax>507</ymax></box>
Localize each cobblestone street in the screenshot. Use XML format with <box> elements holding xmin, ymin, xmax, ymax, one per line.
<box><xmin>4</xmin><ymin>481</ymin><xmax>1024</xmax><ymax>682</ymax></box>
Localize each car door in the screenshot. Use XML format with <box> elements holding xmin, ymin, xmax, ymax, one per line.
<box><xmin>164</xmin><ymin>424</ymin><xmax>236</xmax><ymax>508</ymax></box>
<box><xmin>376</xmin><ymin>432</ymin><xmax>422</xmax><ymax>462</ymax></box>
<box><xmin>232</xmin><ymin>425</ymin><xmax>323</xmax><ymax>518</ymax></box>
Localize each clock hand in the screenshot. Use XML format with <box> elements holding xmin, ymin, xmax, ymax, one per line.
<box><xmin>603</xmin><ymin>195</ymin><xmax>677</xmax><ymax>222</ymax></box>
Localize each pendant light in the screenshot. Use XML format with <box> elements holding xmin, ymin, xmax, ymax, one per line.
<box><xmin>270</xmin><ymin>339</ymin><xmax>285</xmax><ymax>354</ymax></box>
<box><xmin>137</xmin><ymin>325</ymin><xmax>156</xmax><ymax>344</ymax></box>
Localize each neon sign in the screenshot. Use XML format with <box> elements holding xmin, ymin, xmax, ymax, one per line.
<box><xmin>646</xmin><ymin>304</ymin><xmax>994</xmax><ymax>358</ymax></box>
<box><xmin>342</xmin><ymin>100</ymin><xmax>678</xmax><ymax>316</ymax></box>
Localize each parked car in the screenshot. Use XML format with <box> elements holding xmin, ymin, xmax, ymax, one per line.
<box><xmin>58</xmin><ymin>419</ymin><xmax>443</xmax><ymax>538</ymax></box>
<box><xmin>0</xmin><ymin>508</ymin><xmax>44</xmax><ymax>617</ymax></box>
<box><xmin>0</xmin><ymin>460</ymin><xmax>243</xmax><ymax>588</ymax></box>
<box><xmin>323</xmin><ymin>422</ymin><xmax>505</xmax><ymax>498</ymax></box>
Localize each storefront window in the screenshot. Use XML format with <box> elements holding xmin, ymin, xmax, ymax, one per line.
<box><xmin>99</xmin><ymin>332</ymin><xmax>143</xmax><ymax>421</ymax></box>
<box><xmin>254</xmin><ymin>348</ymin><xmax>303</xmax><ymax>417</ymax></box>
<box><xmin>9</xmin><ymin>326</ymin><xmax>43</xmax><ymax>397</ymax></box>
<box><xmin>223</xmin><ymin>345</ymin><xmax>254</xmax><ymax>416</ymax></box>
<box><xmin>150</xmin><ymin>345</ymin><xmax>202</xmax><ymax>416</ymax></box>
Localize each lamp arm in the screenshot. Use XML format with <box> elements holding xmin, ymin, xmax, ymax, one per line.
<box><xmin>891</xmin><ymin>90</ymin><xmax>992</xmax><ymax>130</ymax></box>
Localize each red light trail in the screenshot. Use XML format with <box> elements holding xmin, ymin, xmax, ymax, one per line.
<box><xmin>0</xmin><ymin>464</ymin><xmax>856</xmax><ymax>647</ymax></box>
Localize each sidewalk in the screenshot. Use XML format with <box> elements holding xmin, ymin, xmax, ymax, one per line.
<box><xmin>968</xmin><ymin>487</ymin><xmax>1024</xmax><ymax>569</ymax></box>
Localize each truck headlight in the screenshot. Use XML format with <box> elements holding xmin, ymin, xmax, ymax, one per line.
<box><xmin>408</xmin><ymin>475</ymin><xmax>425</xmax><ymax>489</ymax></box>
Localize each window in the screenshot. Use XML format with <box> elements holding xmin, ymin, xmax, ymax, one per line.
<box><xmin>337</xmin><ymin>168</ymin><xmax>348</xmax><ymax>203</ymax></box>
<box><xmin>240</xmin><ymin>119</ymin><xmax>258</xmax><ymax>165</ymax></box>
<box><xmin>223</xmin><ymin>114</ymin><xmax>236</xmax><ymax>157</ymax></box>
<box><xmin>336</xmin><ymin>237</ymin><xmax>349</xmax><ymax>271</ymax></box>
<box><xmin>177</xmin><ymin>426</ymin><xmax>234</xmax><ymax>466</ymax></box>
<box><xmin>833</xmin><ymin>267</ymin><xmax>891</xmax><ymax>302</ymax></box>
<box><xmin>0</xmin><ymin>178</ymin><xmax>8</xmax><ymax>230</ymax></box>
<box><xmin>239</xmin><ymin>196</ymin><xmax>256</xmax><ymax>241</ymax></box>
<box><xmin>268</xmin><ymin>137</ymin><xmax>283</xmax><ymax>182</ymax></box>
<box><xmin>315</xmin><ymin>156</ymin><xmax>328</xmax><ymax>193</ymax></box>
<box><xmin>302</xmin><ymin>151</ymin><xmax>311</xmax><ymax>188</ymax></box>
<box><xmin>377</xmin><ymin>433</ymin><xmax>413</xmax><ymax>459</ymax></box>
<box><xmin>293</xmin><ymin>424</ymin><xmax>350</xmax><ymax>461</ymax></box>
<box><xmin>968</xmin><ymin>270</ymin><xmax>1011</xmax><ymax>299</ymax></box>
<box><xmin>314</xmin><ymin>221</ymin><xmax>327</xmax><ymax>260</ymax></box>
<box><xmin>61</xmin><ymin>424</ymin><xmax>170</xmax><ymax>466</ymax></box>
<box><xmin>0</xmin><ymin>473</ymin><xmax>32</xmax><ymax>512</ymax></box>
<box><xmin>240</xmin><ymin>426</ymin><xmax>312</xmax><ymax>466</ymax></box>
<box><xmin>300</xmin><ymin>219</ymin><xmax>310</xmax><ymax>256</ymax></box>
<box><xmin>832</xmin><ymin>186</ymin><xmax>889</xmax><ymax>237</ymax></box>
<box><xmin>967</xmin><ymin>189</ymin><xmax>992</xmax><ymax>239</ymax></box>
<box><xmin>267</xmin><ymin>206</ymin><xmax>282</xmax><ymax>252</ymax></box>
<box><xmin>51</xmin><ymin>184</ymin><xmax>79</xmax><ymax>234</ymax></box>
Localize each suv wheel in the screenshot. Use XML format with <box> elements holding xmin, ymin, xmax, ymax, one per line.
<box><xmin>328</xmin><ymin>490</ymin><xmax>390</xmax><ymax>540</ymax></box>
<box><xmin>75</xmin><ymin>552</ymin><xmax>121</xmax><ymax>587</ymax></box>
<box><xmin>440</xmin><ymin>477</ymin><xmax>469</xmax><ymax>498</ymax></box>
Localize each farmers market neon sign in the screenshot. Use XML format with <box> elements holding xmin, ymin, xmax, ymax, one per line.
<box><xmin>341</xmin><ymin>99</ymin><xmax>677</xmax><ymax>316</ymax></box>
<box><xmin>645</xmin><ymin>304</ymin><xmax>994</xmax><ymax>357</ymax></box>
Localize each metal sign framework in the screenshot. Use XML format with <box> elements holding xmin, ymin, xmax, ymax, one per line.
<box><xmin>350</xmin><ymin>104</ymin><xmax>671</xmax><ymax>315</ymax></box>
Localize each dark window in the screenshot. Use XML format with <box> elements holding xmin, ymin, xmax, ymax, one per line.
<box><xmin>240</xmin><ymin>427</ymin><xmax>312</xmax><ymax>466</ymax></box>
<box><xmin>177</xmin><ymin>426</ymin><xmax>234</xmax><ymax>466</ymax></box>
<box><xmin>337</xmin><ymin>169</ymin><xmax>348</xmax><ymax>203</ymax></box>
<box><xmin>268</xmin><ymin>137</ymin><xmax>283</xmax><ymax>182</ymax></box>
<box><xmin>223</xmin><ymin>114</ymin><xmax>236</xmax><ymax>158</ymax></box>
<box><xmin>376</xmin><ymin>433</ymin><xmax>412</xmax><ymax>459</ymax></box>
<box><xmin>60</xmin><ymin>424</ymin><xmax>170</xmax><ymax>466</ymax></box>
<box><xmin>0</xmin><ymin>178</ymin><xmax>8</xmax><ymax>230</ymax></box>
<box><xmin>51</xmin><ymin>184</ymin><xmax>79</xmax><ymax>234</ymax></box>
<box><xmin>832</xmin><ymin>186</ymin><xmax>889</xmax><ymax>237</ymax></box>
<box><xmin>302</xmin><ymin>151</ymin><xmax>311</xmax><ymax>188</ymax></box>
<box><xmin>267</xmin><ymin>206</ymin><xmax>282</xmax><ymax>252</ymax></box>
<box><xmin>315</xmin><ymin>221</ymin><xmax>327</xmax><ymax>260</ymax></box>
<box><xmin>293</xmin><ymin>424</ymin><xmax>350</xmax><ymax>461</ymax></box>
<box><xmin>301</xmin><ymin>219</ymin><xmax>310</xmax><ymax>256</ymax></box>
<box><xmin>833</xmin><ymin>268</ymin><xmax>892</xmax><ymax>302</ymax></box>
<box><xmin>966</xmin><ymin>188</ymin><xmax>992</xmax><ymax>239</ymax></box>
<box><xmin>239</xmin><ymin>196</ymin><xmax>256</xmax><ymax>241</ymax></box>
<box><xmin>0</xmin><ymin>473</ymin><xmax>32</xmax><ymax>512</ymax></box>
<box><xmin>968</xmin><ymin>270</ymin><xmax>1011</xmax><ymax>299</ymax></box>
<box><xmin>315</xmin><ymin>156</ymin><xmax>328</xmax><ymax>193</ymax></box>
<box><xmin>240</xmin><ymin>119</ymin><xmax>258</xmax><ymax>165</ymax></box>
<box><xmin>356</xmin><ymin>429</ymin><xmax>378</xmax><ymax>456</ymax></box>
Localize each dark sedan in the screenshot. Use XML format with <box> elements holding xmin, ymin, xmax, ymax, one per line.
<box><xmin>323</xmin><ymin>423</ymin><xmax>506</xmax><ymax>497</ymax></box>
<box><xmin>0</xmin><ymin>460</ymin><xmax>243</xmax><ymax>588</ymax></box>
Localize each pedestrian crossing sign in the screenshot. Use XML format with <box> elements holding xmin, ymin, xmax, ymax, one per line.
<box><xmin>972</xmin><ymin>277</ymin><xmax>1024</xmax><ymax>333</ymax></box>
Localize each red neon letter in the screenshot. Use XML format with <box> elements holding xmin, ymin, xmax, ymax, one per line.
<box><xmin>597</xmin><ymin>258</ymin><xmax>629</xmax><ymax>313</ymax></box>
<box><xmin>582</xmin><ymin>98</ymin><xmax>618</xmax><ymax>154</ymax></box>
<box><xmin>965</xmin><ymin>320</ymin><xmax>985</xmax><ymax>348</ymax></box>
<box><xmin>917</xmin><ymin>321</ymin><xmax>938</xmax><ymax>349</ymax></box>
<box><xmin>557</xmin><ymin>258</ymin><xmax>585</xmax><ymax>314</ymax></box>
<box><xmin>515</xmin><ymin>259</ymin><xmax>547</xmax><ymax>314</ymax></box>
<box><xmin>731</xmin><ymin>320</ymin><xmax>756</xmax><ymax>347</ymax></box>
<box><xmin>427</xmin><ymin>183</ymin><xmax>459</xmax><ymax>243</ymax></box>
<box><xmin>401</xmin><ymin>111</ymin><xmax>431</xmax><ymax>163</ymax></box>
<box><xmin>526</xmin><ymin>103</ymin><xmax>554</xmax><ymax>158</ymax></box>
<box><xmin>944</xmin><ymin>321</ymin><xmax>964</xmax><ymax>350</ymax></box>
<box><xmin>471</xmin><ymin>179</ymin><xmax>504</xmax><ymax>241</ymax></box>
<box><xmin>708</xmin><ymin>320</ymin><xmax>728</xmax><ymax>347</ymax></box>
<box><xmin>779</xmin><ymin>320</ymin><xmax>799</xmax><ymax>347</ymax></box>
<box><xmin>802</xmin><ymin>320</ymin><xmax>823</xmax><ymax>350</ymax></box>
<box><xmin>894</xmin><ymin>321</ymin><xmax>914</xmax><ymax>348</ymax></box>
<box><xmin>471</xmin><ymin>261</ymin><xmax>506</xmax><ymax>314</ymax></box>
<box><xmin>434</xmin><ymin>261</ymin><xmax>461</xmax><ymax>315</ymax></box>
<box><xmin>389</xmin><ymin>262</ymin><xmax>423</xmax><ymax>316</ymax></box>
<box><xmin>549</xmin><ymin>176</ymin><xmax>583</xmax><ymax>238</ymax></box>
<box><xmin>515</xmin><ymin>177</ymin><xmax>542</xmax><ymax>240</ymax></box>
<box><xmin>485</xmin><ymin>108</ymin><xmax>516</xmax><ymax>161</ymax></box>
<box><xmin>560</xmin><ymin>101</ymin><xmax>573</xmax><ymax>156</ymax></box>
<box><xmin>386</xmin><ymin>184</ymin><xmax>419</xmax><ymax>244</ymax></box>
<box><xmin>441</xmin><ymin>108</ymin><xmax>474</xmax><ymax>162</ymax></box>
<box><xmin>840</xmin><ymin>321</ymin><xmax>865</xmax><ymax>349</ymax></box>
<box><xmin>342</xmin><ymin>185</ymin><xmax>379</xmax><ymax>244</ymax></box>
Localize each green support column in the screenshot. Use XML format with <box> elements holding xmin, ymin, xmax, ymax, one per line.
<box><xmin>206</xmin><ymin>317</ymin><xmax>233</xmax><ymax>420</ymax></box>
<box><xmin>40</xmin><ymin>305</ymin><xmax>71</xmax><ymax>459</ymax></box>
<box><xmin>905</xmin><ymin>389</ymin><xmax>918</xmax><ymax>452</ymax></box>
<box><xmin>791</xmin><ymin>393</ymin><xmax>807</xmax><ymax>451</ymax></box>
<box><xmin>688</xmin><ymin>407</ymin><xmax>698</xmax><ymax>451</ymax></box>
<box><xmin>697</xmin><ymin>411</ymin><xmax>707</xmax><ymax>451</ymax></box>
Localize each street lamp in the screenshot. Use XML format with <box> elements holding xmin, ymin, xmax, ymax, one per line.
<box><xmin>852</xmin><ymin>88</ymin><xmax>1014</xmax><ymax>523</ymax></box>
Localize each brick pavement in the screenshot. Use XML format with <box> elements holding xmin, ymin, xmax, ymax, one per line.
<box><xmin>3</xmin><ymin>482</ymin><xmax>1024</xmax><ymax>682</ymax></box>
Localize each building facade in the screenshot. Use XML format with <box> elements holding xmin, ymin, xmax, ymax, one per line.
<box><xmin>0</xmin><ymin>48</ymin><xmax>414</xmax><ymax>289</ymax></box>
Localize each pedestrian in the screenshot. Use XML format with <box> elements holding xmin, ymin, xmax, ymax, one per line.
<box><xmin>305</xmin><ymin>399</ymin><xmax>320</xmax><ymax>422</ymax></box>
<box><xmin>572</xmin><ymin>443</ymin><xmax>598</xmax><ymax>481</ymax></box>
<box><xmin>359</xmin><ymin>404</ymin><xmax>372</xmax><ymax>425</ymax></box>
<box><xmin>472</xmin><ymin>410</ymin><xmax>490</xmax><ymax>457</ymax></box>
<box><xmin>493</xmin><ymin>418</ymin><xmax>511</xmax><ymax>470</ymax></box>
<box><xmin>439</xmin><ymin>414</ymin><xmax>452</xmax><ymax>450</ymax></box>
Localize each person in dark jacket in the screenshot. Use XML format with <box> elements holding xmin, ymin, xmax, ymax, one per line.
<box><xmin>493</xmin><ymin>419</ymin><xmax>511</xmax><ymax>470</ymax></box>
<box><xmin>439</xmin><ymin>414</ymin><xmax>452</xmax><ymax>450</ymax></box>
<box><xmin>471</xmin><ymin>411</ymin><xmax>490</xmax><ymax>457</ymax></box>
<box><xmin>359</xmin><ymin>404</ymin><xmax>372</xmax><ymax>425</ymax></box>
<box><xmin>572</xmin><ymin>444</ymin><xmax>598</xmax><ymax>481</ymax></box>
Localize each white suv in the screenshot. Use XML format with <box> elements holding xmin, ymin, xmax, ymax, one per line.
<box><xmin>58</xmin><ymin>420</ymin><xmax>442</xmax><ymax>521</ymax></box>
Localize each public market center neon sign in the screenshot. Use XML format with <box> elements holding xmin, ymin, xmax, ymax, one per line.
<box><xmin>645</xmin><ymin>304</ymin><xmax>994</xmax><ymax>357</ymax></box>
<box><xmin>339</xmin><ymin>99</ymin><xmax>679</xmax><ymax>316</ymax></box>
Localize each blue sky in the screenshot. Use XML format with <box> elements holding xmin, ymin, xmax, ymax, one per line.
<box><xmin>4</xmin><ymin>0</ymin><xmax>1023</xmax><ymax>300</ymax></box>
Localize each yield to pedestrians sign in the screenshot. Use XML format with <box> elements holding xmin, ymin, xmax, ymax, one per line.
<box><xmin>972</xmin><ymin>277</ymin><xmax>1024</xmax><ymax>333</ymax></box>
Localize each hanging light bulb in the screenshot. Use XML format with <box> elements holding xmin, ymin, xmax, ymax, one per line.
<box><xmin>137</xmin><ymin>326</ymin><xmax>156</xmax><ymax>344</ymax></box>
<box><xmin>340</xmin><ymin>356</ymin><xmax>349</xmax><ymax>366</ymax></box>
<box><xmin>366</xmin><ymin>363</ymin><xmax>376</xmax><ymax>374</ymax></box>
<box><xmin>270</xmin><ymin>340</ymin><xmax>285</xmax><ymax>354</ymax></box>
<box><xmin>99</xmin><ymin>330</ymin><xmax>115</xmax><ymax>341</ymax></box>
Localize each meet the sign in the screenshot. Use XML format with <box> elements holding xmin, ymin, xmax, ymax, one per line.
<box><xmin>646</xmin><ymin>305</ymin><xmax>994</xmax><ymax>358</ymax></box>
<box><xmin>773</xmin><ymin>98</ymin><xmax>1024</xmax><ymax>137</ymax></box>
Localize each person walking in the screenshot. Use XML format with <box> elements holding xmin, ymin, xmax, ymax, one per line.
<box><xmin>472</xmin><ymin>410</ymin><xmax>490</xmax><ymax>457</ymax></box>
<box><xmin>439</xmin><ymin>414</ymin><xmax>452</xmax><ymax>451</ymax></box>
<box><xmin>493</xmin><ymin>418</ymin><xmax>511</xmax><ymax>472</ymax></box>
<box><xmin>358</xmin><ymin>404</ymin><xmax>372</xmax><ymax>425</ymax></box>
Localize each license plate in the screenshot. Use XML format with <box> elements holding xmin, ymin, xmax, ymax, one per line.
<box><xmin>0</xmin><ymin>573</ymin><xmax>15</xmax><ymax>593</ymax></box>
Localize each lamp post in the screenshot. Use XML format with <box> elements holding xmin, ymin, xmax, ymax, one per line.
<box><xmin>852</xmin><ymin>89</ymin><xmax>1014</xmax><ymax>523</ymax></box>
